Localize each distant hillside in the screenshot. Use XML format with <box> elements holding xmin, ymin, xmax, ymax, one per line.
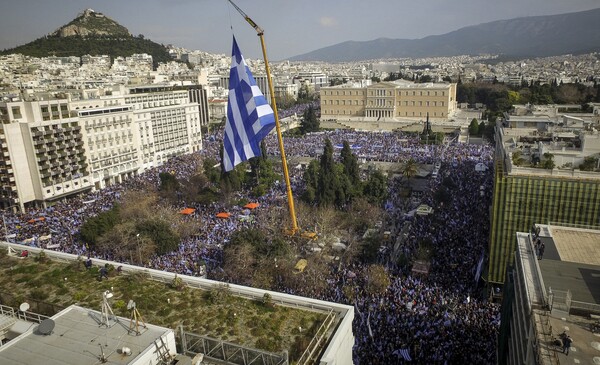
<box><xmin>289</xmin><ymin>7</ymin><xmax>600</xmax><ymax>62</ymax></box>
<box><xmin>0</xmin><ymin>9</ymin><xmax>171</xmax><ymax>67</ymax></box>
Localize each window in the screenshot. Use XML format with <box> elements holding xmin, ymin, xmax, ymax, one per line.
<box><xmin>11</xmin><ymin>106</ymin><xmax>21</xmax><ymax>118</ymax></box>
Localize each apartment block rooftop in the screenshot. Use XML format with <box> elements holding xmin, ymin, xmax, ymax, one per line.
<box><xmin>497</xmin><ymin>109</ymin><xmax>600</xmax><ymax>175</ymax></box>
<box><xmin>0</xmin><ymin>304</ymin><xmax>176</xmax><ymax>365</ymax></box>
<box><xmin>509</xmin><ymin>224</ymin><xmax>600</xmax><ymax>365</ymax></box>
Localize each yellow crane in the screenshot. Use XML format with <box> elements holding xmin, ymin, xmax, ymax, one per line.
<box><xmin>227</xmin><ymin>0</ymin><xmax>299</xmax><ymax>235</ymax></box>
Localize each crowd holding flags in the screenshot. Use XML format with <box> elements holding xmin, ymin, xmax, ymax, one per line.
<box><xmin>223</xmin><ymin>36</ymin><xmax>276</xmax><ymax>172</ymax></box>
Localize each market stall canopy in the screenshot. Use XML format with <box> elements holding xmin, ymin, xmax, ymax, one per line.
<box><xmin>179</xmin><ymin>208</ymin><xmax>196</xmax><ymax>215</ymax></box>
<box><xmin>216</xmin><ymin>212</ymin><xmax>231</xmax><ymax>218</ymax></box>
<box><xmin>243</xmin><ymin>202</ymin><xmax>260</xmax><ymax>209</ymax></box>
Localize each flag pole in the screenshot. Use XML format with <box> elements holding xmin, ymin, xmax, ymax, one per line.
<box><xmin>227</xmin><ymin>0</ymin><xmax>298</xmax><ymax>234</ymax></box>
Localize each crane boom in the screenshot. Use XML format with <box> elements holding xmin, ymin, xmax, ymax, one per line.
<box><xmin>225</xmin><ymin>0</ymin><xmax>299</xmax><ymax>234</ymax></box>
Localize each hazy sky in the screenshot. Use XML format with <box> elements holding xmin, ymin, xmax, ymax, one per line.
<box><xmin>1</xmin><ymin>0</ymin><xmax>598</xmax><ymax>61</ymax></box>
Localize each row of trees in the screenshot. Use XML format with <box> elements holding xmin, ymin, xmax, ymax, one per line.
<box><xmin>302</xmin><ymin>139</ymin><xmax>387</xmax><ymax>208</ymax></box>
<box><xmin>457</xmin><ymin>81</ymin><xmax>600</xmax><ymax>118</ymax></box>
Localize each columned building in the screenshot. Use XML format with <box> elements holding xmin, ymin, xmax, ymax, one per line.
<box><xmin>320</xmin><ymin>80</ymin><xmax>457</xmax><ymax>121</ymax></box>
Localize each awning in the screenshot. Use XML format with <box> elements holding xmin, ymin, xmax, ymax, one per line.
<box><xmin>243</xmin><ymin>202</ymin><xmax>260</xmax><ymax>209</ymax></box>
<box><xmin>179</xmin><ymin>208</ymin><xmax>196</xmax><ymax>215</ymax></box>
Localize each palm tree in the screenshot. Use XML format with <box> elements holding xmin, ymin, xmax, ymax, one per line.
<box><xmin>402</xmin><ymin>158</ymin><xmax>418</xmax><ymax>182</ymax></box>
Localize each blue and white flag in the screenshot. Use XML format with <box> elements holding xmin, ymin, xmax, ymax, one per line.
<box><xmin>392</xmin><ymin>348</ymin><xmax>412</xmax><ymax>361</ymax></box>
<box><xmin>223</xmin><ymin>36</ymin><xmax>275</xmax><ymax>172</ymax></box>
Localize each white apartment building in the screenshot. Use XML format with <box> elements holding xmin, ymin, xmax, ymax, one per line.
<box><xmin>0</xmin><ymin>85</ymin><xmax>203</xmax><ymax>211</ymax></box>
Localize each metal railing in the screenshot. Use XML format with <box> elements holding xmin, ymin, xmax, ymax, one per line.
<box><xmin>296</xmin><ymin>310</ymin><xmax>337</xmax><ymax>365</ymax></box>
<box><xmin>0</xmin><ymin>303</ymin><xmax>48</xmax><ymax>324</ymax></box>
<box><xmin>181</xmin><ymin>327</ymin><xmax>288</xmax><ymax>365</ymax></box>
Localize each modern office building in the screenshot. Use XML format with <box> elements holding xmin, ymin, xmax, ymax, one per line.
<box><xmin>487</xmin><ymin>117</ymin><xmax>600</xmax><ymax>285</ymax></box>
<box><xmin>497</xmin><ymin>224</ymin><xmax>600</xmax><ymax>365</ymax></box>
<box><xmin>0</xmin><ymin>85</ymin><xmax>203</xmax><ymax>211</ymax></box>
<box><xmin>319</xmin><ymin>80</ymin><xmax>457</xmax><ymax>121</ymax></box>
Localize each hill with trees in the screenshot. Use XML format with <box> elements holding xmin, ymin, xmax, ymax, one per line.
<box><xmin>0</xmin><ymin>9</ymin><xmax>171</xmax><ymax>67</ymax></box>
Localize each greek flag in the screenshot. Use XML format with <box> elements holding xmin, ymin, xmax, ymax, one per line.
<box><xmin>392</xmin><ymin>348</ymin><xmax>412</xmax><ymax>361</ymax></box>
<box><xmin>223</xmin><ymin>36</ymin><xmax>275</xmax><ymax>172</ymax></box>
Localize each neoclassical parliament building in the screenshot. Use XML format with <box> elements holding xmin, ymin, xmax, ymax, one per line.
<box><xmin>320</xmin><ymin>80</ymin><xmax>457</xmax><ymax>121</ymax></box>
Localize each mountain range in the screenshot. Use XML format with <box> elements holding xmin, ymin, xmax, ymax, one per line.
<box><xmin>289</xmin><ymin>7</ymin><xmax>600</xmax><ymax>62</ymax></box>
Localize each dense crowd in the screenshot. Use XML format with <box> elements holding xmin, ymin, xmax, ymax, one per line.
<box><xmin>1</xmin><ymin>125</ymin><xmax>500</xmax><ymax>364</ymax></box>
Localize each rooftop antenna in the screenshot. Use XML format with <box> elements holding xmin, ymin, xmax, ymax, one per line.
<box><xmin>127</xmin><ymin>300</ymin><xmax>147</xmax><ymax>335</ymax></box>
<box><xmin>100</xmin><ymin>290</ymin><xmax>116</xmax><ymax>327</ymax></box>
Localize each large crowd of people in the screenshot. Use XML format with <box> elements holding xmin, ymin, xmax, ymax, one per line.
<box><xmin>1</xmin><ymin>122</ymin><xmax>500</xmax><ymax>364</ymax></box>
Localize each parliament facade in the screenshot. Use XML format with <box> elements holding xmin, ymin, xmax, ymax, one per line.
<box><xmin>320</xmin><ymin>80</ymin><xmax>457</xmax><ymax>120</ymax></box>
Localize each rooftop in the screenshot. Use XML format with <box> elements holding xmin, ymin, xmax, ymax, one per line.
<box><xmin>0</xmin><ymin>246</ymin><xmax>334</xmax><ymax>363</ymax></box>
<box><xmin>0</xmin><ymin>305</ymin><xmax>173</xmax><ymax>365</ymax></box>
<box><xmin>516</xmin><ymin>225</ymin><xmax>600</xmax><ymax>365</ymax></box>
<box><xmin>538</xmin><ymin>225</ymin><xmax>600</xmax><ymax>305</ymax></box>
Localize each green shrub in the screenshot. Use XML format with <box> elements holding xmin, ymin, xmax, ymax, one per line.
<box><xmin>73</xmin><ymin>291</ymin><xmax>87</xmax><ymax>301</ymax></box>
<box><xmin>30</xmin><ymin>288</ymin><xmax>49</xmax><ymax>301</ymax></box>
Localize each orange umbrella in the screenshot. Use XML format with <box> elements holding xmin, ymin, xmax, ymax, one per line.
<box><xmin>179</xmin><ymin>208</ymin><xmax>196</xmax><ymax>215</ymax></box>
<box><xmin>243</xmin><ymin>202</ymin><xmax>260</xmax><ymax>209</ymax></box>
<box><xmin>216</xmin><ymin>212</ymin><xmax>231</xmax><ymax>218</ymax></box>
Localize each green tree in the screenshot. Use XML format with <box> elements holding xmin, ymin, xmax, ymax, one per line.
<box><xmin>159</xmin><ymin>172</ymin><xmax>179</xmax><ymax>192</ymax></box>
<box><xmin>301</xmin><ymin>160</ymin><xmax>320</xmax><ymax>204</ymax></box>
<box><xmin>579</xmin><ymin>156</ymin><xmax>599</xmax><ymax>171</ymax></box>
<box><xmin>136</xmin><ymin>219</ymin><xmax>180</xmax><ymax>255</ymax></box>
<box><xmin>363</xmin><ymin>170</ymin><xmax>387</xmax><ymax>205</ymax></box>
<box><xmin>248</xmin><ymin>140</ymin><xmax>278</xmax><ymax>197</ymax></box>
<box><xmin>340</xmin><ymin>141</ymin><xmax>361</xmax><ymax>187</ymax></box>
<box><xmin>80</xmin><ymin>204</ymin><xmax>121</xmax><ymax>246</ymax></box>
<box><xmin>468</xmin><ymin>118</ymin><xmax>480</xmax><ymax>135</ymax></box>
<box><xmin>418</xmin><ymin>75</ymin><xmax>432</xmax><ymax>83</ymax></box>
<box><xmin>300</xmin><ymin>105</ymin><xmax>319</xmax><ymax>134</ymax></box>
<box><xmin>203</xmin><ymin>157</ymin><xmax>221</xmax><ymax>184</ymax></box>
<box><xmin>402</xmin><ymin>158</ymin><xmax>418</xmax><ymax>182</ymax></box>
<box><xmin>541</xmin><ymin>152</ymin><xmax>555</xmax><ymax>170</ymax></box>
<box><xmin>317</xmin><ymin>139</ymin><xmax>337</xmax><ymax>206</ymax></box>
<box><xmin>365</xmin><ymin>264</ymin><xmax>391</xmax><ymax>295</ymax></box>
<box><xmin>512</xmin><ymin>150</ymin><xmax>525</xmax><ymax>166</ymax></box>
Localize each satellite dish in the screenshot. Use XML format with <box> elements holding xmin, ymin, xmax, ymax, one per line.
<box><xmin>127</xmin><ymin>300</ymin><xmax>136</xmax><ymax>310</ymax></box>
<box><xmin>19</xmin><ymin>302</ymin><xmax>30</xmax><ymax>312</ymax></box>
<box><xmin>38</xmin><ymin>318</ymin><xmax>55</xmax><ymax>335</ymax></box>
